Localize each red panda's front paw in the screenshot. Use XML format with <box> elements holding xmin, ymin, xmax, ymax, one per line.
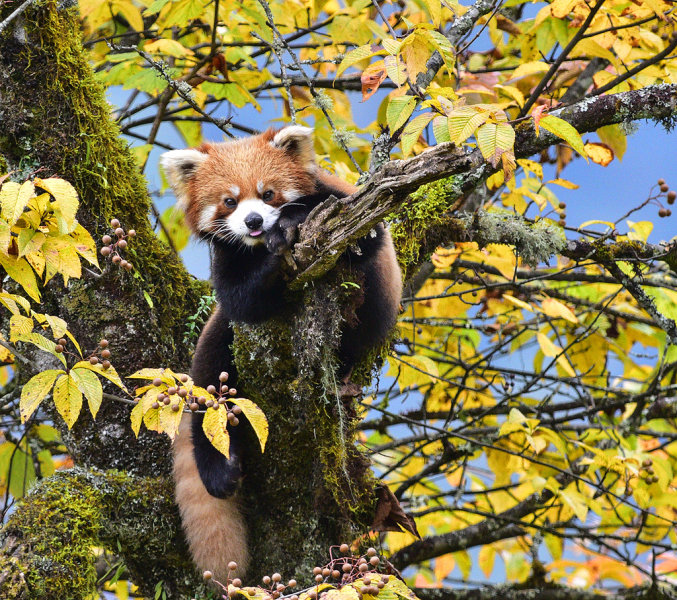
<box><xmin>266</xmin><ymin>218</ymin><xmax>299</xmax><ymax>255</ymax></box>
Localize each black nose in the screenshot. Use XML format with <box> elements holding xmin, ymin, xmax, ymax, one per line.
<box><xmin>244</xmin><ymin>213</ymin><xmax>263</xmax><ymax>230</ymax></box>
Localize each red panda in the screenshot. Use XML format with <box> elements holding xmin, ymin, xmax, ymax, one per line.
<box><xmin>161</xmin><ymin>126</ymin><xmax>402</xmax><ymax>582</ymax></box>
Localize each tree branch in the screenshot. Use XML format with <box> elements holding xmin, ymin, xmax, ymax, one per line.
<box><xmin>287</xmin><ymin>84</ymin><xmax>677</xmax><ymax>287</ymax></box>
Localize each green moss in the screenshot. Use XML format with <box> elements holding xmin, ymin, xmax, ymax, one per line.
<box><xmin>0</xmin><ymin>469</ymin><xmax>197</xmax><ymax>600</ymax></box>
<box><xmin>387</xmin><ymin>176</ymin><xmax>462</xmax><ymax>279</ymax></box>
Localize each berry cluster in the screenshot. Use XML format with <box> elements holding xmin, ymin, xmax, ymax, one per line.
<box><xmin>657</xmin><ymin>178</ymin><xmax>676</xmax><ymax>218</ymax></box>
<box><xmin>54</xmin><ymin>336</ymin><xmax>113</xmax><ymax>371</ymax></box>
<box><xmin>556</xmin><ymin>202</ymin><xmax>566</xmax><ymax>228</ymax></box>
<box><xmin>208</xmin><ymin>546</ymin><xmax>388</xmax><ymax>600</ymax></box>
<box><xmin>149</xmin><ymin>371</ymin><xmax>241</xmax><ymax>418</ymax></box>
<box><xmin>640</xmin><ymin>457</ymin><xmax>659</xmax><ymax>485</ymax></box>
<box><xmin>100</xmin><ymin>218</ymin><xmax>136</xmax><ymax>271</ymax></box>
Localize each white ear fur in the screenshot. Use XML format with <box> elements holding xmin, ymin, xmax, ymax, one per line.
<box><xmin>271</xmin><ymin>126</ymin><xmax>316</xmax><ymax>168</ymax></box>
<box><xmin>160</xmin><ymin>149</ymin><xmax>208</xmax><ymax>208</ymax></box>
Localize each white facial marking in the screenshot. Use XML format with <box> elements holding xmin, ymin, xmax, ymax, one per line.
<box><xmin>198</xmin><ymin>205</ymin><xmax>218</xmax><ymax>232</ymax></box>
<box><xmin>256</xmin><ymin>181</ymin><xmax>264</xmax><ymax>194</ymax></box>
<box><xmin>230</xmin><ymin>185</ymin><xmax>240</xmax><ymax>197</ymax></box>
<box><xmin>282</xmin><ymin>189</ymin><xmax>301</xmax><ymax>202</ymax></box>
<box><xmin>227</xmin><ymin>199</ymin><xmax>281</xmax><ymax>246</ymax></box>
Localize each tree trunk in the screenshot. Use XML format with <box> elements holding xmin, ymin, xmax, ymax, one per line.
<box><xmin>0</xmin><ymin>2</ymin><xmax>375</xmax><ymax>596</ymax></box>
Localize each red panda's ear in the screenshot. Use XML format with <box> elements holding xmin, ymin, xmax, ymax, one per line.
<box><xmin>160</xmin><ymin>149</ymin><xmax>209</xmax><ymax>209</ymax></box>
<box><xmin>271</xmin><ymin>126</ymin><xmax>316</xmax><ymax>170</ymax></box>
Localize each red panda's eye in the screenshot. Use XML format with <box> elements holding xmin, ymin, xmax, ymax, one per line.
<box><xmin>262</xmin><ymin>190</ymin><xmax>274</xmax><ymax>202</ymax></box>
<box><xmin>223</xmin><ymin>197</ymin><xmax>237</xmax><ymax>208</ymax></box>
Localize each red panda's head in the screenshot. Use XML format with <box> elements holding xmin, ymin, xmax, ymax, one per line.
<box><xmin>160</xmin><ymin>126</ymin><xmax>318</xmax><ymax>247</ymax></box>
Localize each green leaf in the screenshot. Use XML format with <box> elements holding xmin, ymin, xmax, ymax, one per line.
<box><xmin>0</xmin><ymin>442</ymin><xmax>36</xmax><ymax>499</ymax></box>
<box><xmin>447</xmin><ymin>106</ymin><xmax>490</xmax><ymax>145</ymax></box>
<box><xmin>20</xmin><ymin>369</ymin><xmax>63</xmax><ymax>423</ymax></box>
<box><xmin>336</xmin><ymin>44</ymin><xmax>380</xmax><ymax>79</ymax></box>
<box><xmin>71</xmin><ymin>367</ymin><xmax>104</xmax><ymax>419</ymax></box>
<box><xmin>538</xmin><ymin>115</ymin><xmax>588</xmax><ymax>158</ymax></box>
<box><xmin>401</xmin><ymin>112</ymin><xmax>434</xmax><ymax>157</ymax></box>
<box><xmin>432</xmin><ymin>116</ymin><xmax>450</xmax><ymax>143</ymax></box>
<box><xmin>202</xmin><ymin>405</ymin><xmax>231</xmax><ymax>457</ymax></box>
<box><xmin>476</xmin><ymin>121</ymin><xmax>516</xmax><ymax>167</ymax></box>
<box><xmin>386</xmin><ymin>96</ymin><xmax>417</xmax><ymax>133</ymax></box>
<box><xmin>53</xmin><ymin>373</ymin><xmax>84</xmax><ymax>429</ymax></box>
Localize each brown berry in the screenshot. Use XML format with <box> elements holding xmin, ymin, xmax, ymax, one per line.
<box><xmin>102</xmin><ymin>360</ymin><xmax>111</xmax><ymax>370</ymax></box>
<box><xmin>118</xmin><ymin>239</ymin><xmax>128</xmax><ymax>249</ymax></box>
<box><xmin>124</xmin><ymin>262</ymin><xmax>133</xmax><ymax>271</ymax></box>
<box><xmin>342</xmin><ymin>564</ymin><xmax>352</xmax><ymax>573</ymax></box>
<box><xmin>203</xmin><ymin>571</ymin><xmax>213</xmax><ymax>580</ymax></box>
<box><xmin>322</xmin><ymin>568</ymin><xmax>331</xmax><ymax>578</ymax></box>
<box><xmin>667</xmin><ymin>209</ymin><xmax>672</xmax><ymax>217</ymax></box>
<box><xmin>232</xmin><ymin>405</ymin><xmax>242</xmax><ymax>415</ymax></box>
<box><xmin>206</xmin><ymin>400</ymin><xmax>214</xmax><ymax>408</ymax></box>
<box><xmin>228</xmin><ymin>561</ymin><xmax>238</xmax><ymax>570</ymax></box>
<box><xmin>558</xmin><ymin>219</ymin><xmax>566</xmax><ymax>227</ymax></box>
<box><xmin>197</xmin><ymin>396</ymin><xmax>206</xmax><ymax>404</ymax></box>
<box><xmin>658</xmin><ymin>178</ymin><xmax>666</xmax><ymax>186</ymax></box>
<box><xmin>163</xmin><ymin>396</ymin><xmax>171</xmax><ymax>405</ymax></box>
<box><xmin>115</xmin><ymin>227</ymin><xmax>125</xmax><ymax>237</ymax></box>
<box><xmin>271</xmin><ymin>573</ymin><xmax>281</xmax><ymax>583</ymax></box>
<box><xmin>332</xmin><ymin>571</ymin><xmax>341</xmax><ymax>579</ymax></box>
<box><xmin>231</xmin><ymin>417</ymin><xmax>239</xmax><ymax>426</ymax></box>
<box><xmin>112</xmin><ymin>255</ymin><xmax>122</xmax><ymax>264</ymax></box>
<box><xmin>99</xmin><ymin>339</ymin><xmax>109</xmax><ymax>348</ymax></box>
<box><xmin>288</xmin><ymin>580</ymin><xmax>297</xmax><ymax>588</ymax></box>
<box><xmin>642</xmin><ymin>458</ymin><xmax>652</xmax><ymax>467</ymax></box>
<box><xmin>207</xmin><ymin>384</ymin><xmax>216</xmax><ymax>394</ymax></box>
<box><xmin>232</xmin><ymin>578</ymin><xmax>242</xmax><ymax>587</ymax></box>
<box><xmin>221</xmin><ymin>385</ymin><xmax>229</xmax><ymax>393</ymax></box>
<box><xmin>659</xmin><ymin>209</ymin><xmax>668</xmax><ymax>218</ymax></box>
<box><xmin>315</xmin><ymin>575</ymin><xmax>323</xmax><ymax>583</ymax></box>
<box><xmin>55</xmin><ymin>344</ymin><xmax>64</xmax><ymax>353</ymax></box>
<box><xmin>369</xmin><ymin>556</ymin><xmax>379</xmax><ymax>566</ymax></box>
<box><xmin>660</xmin><ymin>184</ymin><xmax>670</xmax><ymax>193</ymax></box>
<box><xmin>229</xmin><ymin>388</ymin><xmax>237</xmax><ymax>396</ymax></box>
<box><xmin>178</xmin><ymin>388</ymin><xmax>189</xmax><ymax>398</ymax></box>
<box><xmin>101</xmin><ymin>349</ymin><xmax>111</xmax><ymax>359</ymax></box>
<box><xmin>359</xmin><ymin>564</ymin><xmax>368</xmax><ymax>573</ymax></box>
<box><xmin>128</xmin><ymin>229</ymin><xmax>136</xmax><ymax>237</ymax></box>
<box><xmin>558</xmin><ymin>202</ymin><xmax>566</xmax><ymax>209</ymax></box>
<box><xmin>89</xmin><ymin>356</ymin><xmax>99</xmax><ymax>365</ymax></box>
<box><xmin>263</xmin><ymin>576</ymin><xmax>272</xmax><ymax>585</ymax></box>
<box><xmin>151</xmin><ymin>402</ymin><xmax>160</xmax><ymax>409</ymax></box>
<box><xmin>171</xmin><ymin>404</ymin><xmax>180</xmax><ymax>412</ymax></box>
<box><xmin>313</xmin><ymin>567</ymin><xmax>323</xmax><ymax>575</ymax></box>
<box><xmin>367</xmin><ymin>548</ymin><xmax>377</xmax><ymax>557</ymax></box>
<box><xmin>101</xmin><ymin>246</ymin><xmax>111</xmax><ymax>257</ymax></box>
<box><xmin>667</xmin><ymin>190</ymin><xmax>676</xmax><ymax>204</ymax></box>
<box><xmin>189</xmin><ymin>402</ymin><xmax>199</xmax><ymax>411</ymax></box>
<box><xmin>219</xmin><ymin>371</ymin><xmax>229</xmax><ymax>382</ymax></box>
<box><xmin>102</xmin><ymin>235</ymin><xmax>112</xmax><ymax>245</ymax></box>
<box><xmin>167</xmin><ymin>387</ymin><xmax>177</xmax><ymax>395</ymax></box>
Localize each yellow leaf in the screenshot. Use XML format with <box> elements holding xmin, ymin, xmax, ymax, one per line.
<box><xmin>203</xmin><ymin>405</ymin><xmax>231</xmax><ymax>457</ymax></box>
<box><xmin>130</xmin><ymin>399</ymin><xmax>144</xmax><ymax>436</ymax></box>
<box><xmin>584</xmin><ymin>142</ymin><xmax>614</xmax><ymax>166</ymax></box>
<box><xmin>144</xmin><ymin>39</ymin><xmax>194</xmax><ymax>57</ymax></box>
<box><xmin>111</xmin><ymin>0</ymin><xmax>144</xmax><ymax>32</ymax></box>
<box><xmin>434</xmin><ymin>554</ymin><xmax>455</xmax><ymax>582</ymax></box>
<box><xmin>42</xmin><ymin>236</ymin><xmax>81</xmax><ymax>285</ymax></box>
<box><xmin>559</xmin><ymin>485</ymin><xmax>588</xmax><ymax>522</ymax></box>
<box><xmin>159</xmin><ymin>400</ymin><xmax>184</xmax><ymax>439</ymax></box>
<box><xmin>0</xmin><ymin>219</ymin><xmax>10</xmax><ymax>254</ymax></box>
<box><xmin>70</xmin><ymin>367</ymin><xmax>104</xmax><ymax>419</ymax></box>
<box><xmin>627</xmin><ymin>220</ymin><xmax>653</xmax><ymax>243</ymax></box>
<box><xmin>401</xmin><ymin>113</ymin><xmax>434</xmax><ymax>157</ymax></box>
<box><xmin>393</xmin><ymin>355</ymin><xmax>439</xmax><ymax>391</ymax></box>
<box><xmin>1</xmin><ymin>181</ymin><xmax>33</xmax><ymax>227</ymax></box>
<box><xmin>476</xmin><ymin>122</ymin><xmax>515</xmax><ymax>167</ymax></box>
<box><xmin>34</xmin><ymin>177</ymin><xmax>79</xmax><ymax>233</ymax></box>
<box><xmin>16</xmin><ymin>332</ymin><xmax>66</xmax><ymax>367</ymax></box>
<box><xmin>73</xmin><ymin>361</ymin><xmax>127</xmax><ymax>391</ymax></box>
<box><xmin>20</xmin><ymin>369</ymin><xmax>63</xmax><ymax>423</ymax></box>
<box><xmin>550</xmin><ymin>0</ymin><xmax>582</xmax><ymax>18</ymax></box>
<box><xmin>502</xmin><ymin>294</ymin><xmax>533</xmax><ymax>312</ymax></box>
<box><xmin>401</xmin><ymin>32</ymin><xmax>431</xmax><ymax>79</ymax></box>
<box><xmin>336</xmin><ymin>44</ymin><xmax>380</xmax><ymax>79</ymax></box>
<box><xmin>231</xmin><ymin>397</ymin><xmax>269</xmax><ymax>453</ymax></box>
<box><xmin>547</xmin><ymin>178</ymin><xmax>578</xmax><ymax>189</ymax></box>
<box><xmin>597</xmin><ymin>124</ymin><xmax>626</xmax><ymax>161</ymax></box>
<box><xmin>537</xmin><ymin>332</ymin><xmax>561</xmax><ymax>357</ymax></box>
<box><xmin>538</xmin><ymin>116</ymin><xmax>587</xmax><ymax>159</ymax></box>
<box><xmin>70</xmin><ymin>224</ymin><xmax>99</xmax><ymax>266</ymax></box>
<box><xmin>447</xmin><ymin>106</ymin><xmax>490</xmax><ymax>145</ymax></box>
<box><xmin>539</xmin><ymin>296</ymin><xmax>578</xmax><ymax>324</ymax></box>
<box><xmin>453</xmin><ymin>550</ymin><xmax>472</xmax><ymax>580</ymax></box>
<box><xmin>9</xmin><ymin>314</ymin><xmax>34</xmax><ymax>342</ymax></box>
<box><xmin>53</xmin><ymin>373</ymin><xmax>84</xmax><ymax>429</ymax></box>
<box><xmin>478</xmin><ymin>545</ymin><xmax>495</xmax><ymax>578</ymax></box>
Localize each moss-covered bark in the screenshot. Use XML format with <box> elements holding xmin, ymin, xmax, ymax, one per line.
<box><xmin>0</xmin><ymin>2</ymin><xmax>378</xmax><ymax>597</ymax></box>
<box><xmin>0</xmin><ymin>469</ymin><xmax>199</xmax><ymax>600</ymax></box>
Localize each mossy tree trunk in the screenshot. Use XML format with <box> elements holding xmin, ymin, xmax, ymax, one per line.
<box><xmin>0</xmin><ymin>2</ymin><xmax>375</xmax><ymax>597</ymax></box>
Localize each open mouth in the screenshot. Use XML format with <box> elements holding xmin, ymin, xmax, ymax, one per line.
<box><xmin>248</xmin><ymin>230</ymin><xmax>263</xmax><ymax>237</ymax></box>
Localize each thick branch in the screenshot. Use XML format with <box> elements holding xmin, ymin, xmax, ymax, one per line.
<box><xmin>288</xmin><ymin>84</ymin><xmax>677</xmax><ymax>287</ymax></box>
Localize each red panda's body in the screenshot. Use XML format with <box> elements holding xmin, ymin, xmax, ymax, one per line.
<box><xmin>161</xmin><ymin>127</ymin><xmax>402</xmax><ymax>583</ymax></box>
